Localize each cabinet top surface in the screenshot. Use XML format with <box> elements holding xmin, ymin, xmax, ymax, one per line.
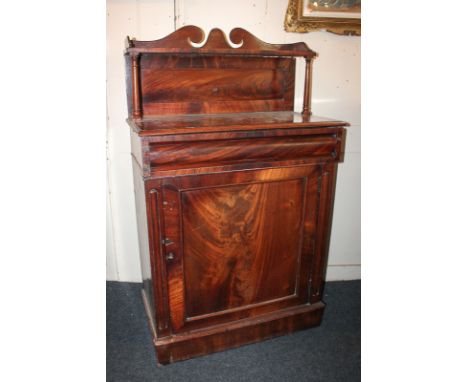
<box><xmin>128</xmin><ymin>111</ymin><xmax>348</xmax><ymax>137</ymax></box>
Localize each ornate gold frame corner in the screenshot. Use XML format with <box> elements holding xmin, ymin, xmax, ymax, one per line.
<box><xmin>285</xmin><ymin>0</ymin><xmax>361</xmax><ymax>36</ymax></box>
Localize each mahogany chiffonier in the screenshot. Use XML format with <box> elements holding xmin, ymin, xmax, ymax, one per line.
<box><xmin>125</xmin><ymin>25</ymin><xmax>348</xmax><ymax>365</ymax></box>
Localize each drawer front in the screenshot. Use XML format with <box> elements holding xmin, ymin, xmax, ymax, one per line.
<box><xmin>148</xmin><ymin>135</ymin><xmax>339</xmax><ymax>170</ymax></box>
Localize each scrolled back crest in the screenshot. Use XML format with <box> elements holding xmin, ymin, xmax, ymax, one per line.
<box><xmin>126</xmin><ymin>25</ymin><xmax>316</xmax><ymax>58</ymax></box>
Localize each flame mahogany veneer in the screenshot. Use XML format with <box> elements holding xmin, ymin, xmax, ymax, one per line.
<box><xmin>125</xmin><ymin>26</ymin><xmax>348</xmax><ymax>365</ymax></box>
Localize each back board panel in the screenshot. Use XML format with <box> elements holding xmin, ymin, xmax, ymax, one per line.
<box><xmin>140</xmin><ymin>55</ymin><xmax>295</xmax><ymax>115</ymax></box>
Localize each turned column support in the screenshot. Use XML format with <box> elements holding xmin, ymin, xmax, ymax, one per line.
<box><xmin>131</xmin><ymin>53</ymin><xmax>142</xmax><ymax>120</ymax></box>
<box><xmin>302</xmin><ymin>57</ymin><xmax>313</xmax><ymax>118</ymax></box>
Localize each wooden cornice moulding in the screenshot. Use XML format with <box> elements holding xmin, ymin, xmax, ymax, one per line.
<box><xmin>126</xmin><ymin>25</ymin><xmax>317</xmax><ymax>58</ymax></box>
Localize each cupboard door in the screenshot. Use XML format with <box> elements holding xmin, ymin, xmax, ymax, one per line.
<box><xmin>159</xmin><ymin>166</ymin><xmax>321</xmax><ymax>333</ymax></box>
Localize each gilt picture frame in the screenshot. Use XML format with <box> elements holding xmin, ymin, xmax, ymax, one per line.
<box><xmin>285</xmin><ymin>0</ymin><xmax>361</xmax><ymax>36</ymax></box>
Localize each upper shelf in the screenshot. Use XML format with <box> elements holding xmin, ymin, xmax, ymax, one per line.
<box><xmin>129</xmin><ymin>111</ymin><xmax>348</xmax><ymax>137</ymax></box>
<box><xmin>125</xmin><ymin>25</ymin><xmax>317</xmax><ymax>59</ymax></box>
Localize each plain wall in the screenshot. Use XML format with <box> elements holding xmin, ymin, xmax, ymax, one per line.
<box><xmin>106</xmin><ymin>0</ymin><xmax>361</xmax><ymax>282</ymax></box>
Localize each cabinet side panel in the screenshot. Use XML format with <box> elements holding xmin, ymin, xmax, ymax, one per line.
<box><xmin>132</xmin><ymin>161</ymin><xmax>155</xmax><ymax>323</ymax></box>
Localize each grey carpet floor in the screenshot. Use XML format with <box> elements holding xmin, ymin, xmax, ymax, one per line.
<box><xmin>107</xmin><ymin>280</ymin><xmax>360</xmax><ymax>382</ymax></box>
